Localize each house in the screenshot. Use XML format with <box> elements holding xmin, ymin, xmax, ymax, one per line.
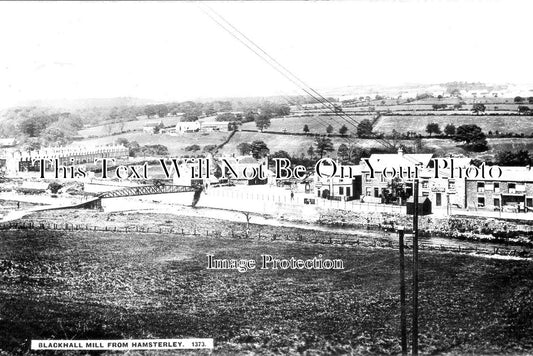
<box><xmin>314</xmin><ymin>163</ymin><xmax>362</xmax><ymax>201</ymax></box>
<box><xmin>421</xmin><ymin>157</ymin><xmax>470</xmax><ymax>210</ymax></box>
<box><xmin>200</xmin><ymin>121</ymin><xmax>230</xmax><ymax>132</ymax></box>
<box><xmin>142</xmin><ymin>123</ymin><xmax>160</xmax><ymax>134</ymax></box>
<box><xmin>465</xmin><ymin>166</ymin><xmax>533</xmax><ymax>213</ymax></box>
<box><xmin>220</xmin><ymin>156</ymin><xmax>272</xmax><ymax>185</ymax></box>
<box><xmin>0</xmin><ymin>138</ymin><xmax>16</xmax><ymax>148</ymax></box>
<box><xmin>5</xmin><ymin>144</ymin><xmax>128</xmax><ymax>174</ymax></box>
<box><xmin>360</xmin><ymin>149</ymin><xmax>434</xmax><ymax>203</ymax></box>
<box><xmin>176</xmin><ymin>121</ymin><xmax>201</xmax><ymax>134</ymax></box>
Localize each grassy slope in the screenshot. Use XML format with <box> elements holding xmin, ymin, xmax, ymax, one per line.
<box><xmin>73</xmin><ymin>131</ymin><xmax>230</xmax><ymax>156</ymax></box>
<box><xmin>0</xmin><ymin>215</ymin><xmax>532</xmax><ymax>355</ymax></box>
<box><xmin>374</xmin><ymin>115</ymin><xmax>533</xmax><ymax>135</ymax></box>
<box><xmin>240</xmin><ymin>115</ymin><xmax>372</xmax><ymax>136</ymax></box>
<box><xmin>78</xmin><ymin>117</ymin><xmax>183</xmax><ymax>138</ymax></box>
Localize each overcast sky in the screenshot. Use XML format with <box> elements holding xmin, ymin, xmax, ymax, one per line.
<box><xmin>0</xmin><ymin>0</ymin><xmax>532</xmax><ymax>107</ymax></box>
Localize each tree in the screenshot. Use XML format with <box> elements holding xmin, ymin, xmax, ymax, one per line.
<box><xmin>250</xmin><ymin>140</ymin><xmax>269</xmax><ymax>159</ymax></box>
<box><xmin>237</xmin><ymin>142</ymin><xmax>252</xmax><ymax>155</ymax></box>
<box><xmin>518</xmin><ymin>106</ymin><xmax>531</xmax><ymax>115</ymax></box>
<box><xmin>444</xmin><ymin>124</ymin><xmax>456</xmax><ymax>136</ymax></box>
<box><xmin>307</xmin><ymin>146</ymin><xmax>315</xmax><ymax>158</ymax></box>
<box><xmin>432</xmin><ymin>104</ymin><xmax>447</xmax><ymax>110</ymax></box>
<box><xmin>155</xmin><ymin>104</ymin><xmax>169</xmax><ymax>118</ymax></box>
<box><xmin>495</xmin><ymin>150</ymin><xmax>531</xmax><ymax>166</ymax></box>
<box><xmin>185</xmin><ymin>144</ymin><xmax>201</xmax><ymax>152</ymax></box>
<box><xmin>472</xmin><ymin>103</ymin><xmax>486</xmax><ymax>115</ymax></box>
<box><xmin>144</xmin><ymin>105</ymin><xmax>157</xmax><ymax>118</ymax></box>
<box><xmin>326</xmin><ymin>124</ymin><xmax>334</xmax><ymax>135</ymax></box>
<box><xmin>314</xmin><ymin>136</ymin><xmax>334</xmax><ymax>158</ymax></box>
<box><xmin>339</xmin><ymin>125</ymin><xmax>348</xmax><ymax>136</ymax></box>
<box><xmin>426</xmin><ymin>123</ymin><xmax>441</xmax><ymax>136</ymax></box>
<box><xmin>115</xmin><ymin>137</ymin><xmax>129</xmax><ymax>146</ymax></box>
<box><xmin>356</xmin><ymin>119</ymin><xmax>373</xmax><ymax>137</ymax></box>
<box><xmin>383</xmin><ymin>177</ymin><xmax>409</xmax><ymax>204</ymax></box>
<box><xmin>271</xmin><ymin>150</ymin><xmax>291</xmax><ymax>160</ymax></box>
<box><xmin>153</xmin><ymin>121</ymin><xmax>165</xmax><ymax>134</ymax></box>
<box><xmin>514</xmin><ymin>96</ymin><xmax>525</xmax><ymax>103</ymax></box>
<box><xmin>203</xmin><ymin>144</ymin><xmax>218</xmax><ymax>153</ymax></box>
<box><xmin>48</xmin><ymin>182</ymin><xmax>63</xmax><ymax>194</ymax></box>
<box><xmin>181</xmin><ymin>113</ymin><xmax>199</xmax><ymax>122</ymax></box>
<box><xmin>303</xmin><ymin>124</ymin><xmax>310</xmax><ymax>134</ymax></box>
<box><xmin>454</xmin><ymin>124</ymin><xmax>488</xmax><ymax>152</ymax></box>
<box><xmin>337</xmin><ymin>144</ymin><xmax>349</xmax><ymax>162</ymax></box>
<box><xmin>528</xmin><ymin>97</ymin><xmax>533</xmax><ymax>104</ymax></box>
<box><xmin>139</xmin><ymin>144</ymin><xmax>169</xmax><ymax>156</ymax></box>
<box><xmin>127</xmin><ymin>141</ymin><xmax>140</xmax><ymax>157</ymax></box>
<box><xmin>255</xmin><ymin>114</ymin><xmax>271</xmax><ymax>132</ymax></box>
<box><xmin>216</xmin><ymin>113</ymin><xmax>236</xmax><ymax>121</ymax></box>
<box><xmin>453</xmin><ymin>103</ymin><xmax>463</xmax><ymax>110</ymax></box>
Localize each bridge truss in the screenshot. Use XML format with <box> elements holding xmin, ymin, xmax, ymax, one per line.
<box><xmin>99</xmin><ymin>184</ymin><xmax>199</xmax><ymax>199</ymax></box>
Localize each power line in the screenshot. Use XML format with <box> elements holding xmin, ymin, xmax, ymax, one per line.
<box><xmin>199</xmin><ymin>4</ymin><xmax>396</xmax><ymax>150</ymax></box>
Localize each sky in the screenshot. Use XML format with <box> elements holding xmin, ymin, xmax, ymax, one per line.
<box><xmin>0</xmin><ymin>0</ymin><xmax>532</xmax><ymax>107</ymax></box>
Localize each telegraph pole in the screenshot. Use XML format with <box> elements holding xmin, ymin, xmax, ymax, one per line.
<box><xmin>412</xmin><ymin>178</ymin><xmax>419</xmax><ymax>355</ymax></box>
<box><xmin>398</xmin><ymin>226</ymin><xmax>407</xmax><ymax>355</ymax></box>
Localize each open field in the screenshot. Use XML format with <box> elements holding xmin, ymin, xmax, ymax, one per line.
<box><xmin>0</xmin><ymin>213</ymin><xmax>532</xmax><ymax>355</ymax></box>
<box><xmin>72</xmin><ymin>131</ymin><xmax>229</xmax><ymax>156</ymax></box>
<box><xmin>240</xmin><ymin>115</ymin><xmax>371</xmax><ymax>135</ymax></box>
<box><xmin>373</xmin><ymin>115</ymin><xmax>533</xmax><ymax>136</ymax></box>
<box><xmin>78</xmin><ymin>116</ymin><xmax>183</xmax><ymax>138</ymax></box>
<box><xmin>71</xmin><ymin>127</ymin><xmax>533</xmax><ymax>162</ymax></box>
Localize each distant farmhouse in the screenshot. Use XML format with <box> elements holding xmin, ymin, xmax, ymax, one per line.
<box><xmin>0</xmin><ymin>138</ymin><xmax>16</xmax><ymax>148</ymax></box>
<box><xmin>175</xmin><ymin>118</ymin><xmax>230</xmax><ymax>134</ymax></box>
<box><xmin>176</xmin><ymin>121</ymin><xmax>201</xmax><ymax>134</ymax></box>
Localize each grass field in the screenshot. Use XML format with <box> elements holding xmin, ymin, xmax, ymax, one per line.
<box><xmin>73</xmin><ymin>131</ymin><xmax>230</xmax><ymax>156</ymax></box>
<box><xmin>373</xmin><ymin>115</ymin><xmax>533</xmax><ymax>136</ymax></box>
<box><xmin>78</xmin><ymin>116</ymin><xmax>183</xmax><ymax>138</ymax></box>
<box><xmin>0</xmin><ymin>212</ymin><xmax>532</xmax><ymax>355</ymax></box>
<box><xmin>240</xmin><ymin>115</ymin><xmax>372</xmax><ymax>136</ymax></box>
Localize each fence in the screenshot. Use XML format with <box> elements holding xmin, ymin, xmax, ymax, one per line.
<box><xmin>0</xmin><ymin>219</ymin><xmax>530</xmax><ymax>259</ymax></box>
<box><xmin>205</xmin><ymin>188</ymin><xmax>406</xmax><ymax>214</ymax></box>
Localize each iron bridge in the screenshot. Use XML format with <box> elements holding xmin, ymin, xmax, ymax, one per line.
<box><xmin>99</xmin><ymin>184</ymin><xmax>200</xmax><ymax>199</ymax></box>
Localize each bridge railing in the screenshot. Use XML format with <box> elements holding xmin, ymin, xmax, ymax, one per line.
<box><xmin>99</xmin><ymin>184</ymin><xmax>198</xmax><ymax>198</ymax></box>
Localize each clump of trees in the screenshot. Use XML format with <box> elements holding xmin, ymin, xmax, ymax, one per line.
<box><xmin>453</xmin><ymin>124</ymin><xmax>488</xmax><ymax>152</ymax></box>
<box><xmin>314</xmin><ymin>136</ymin><xmax>334</xmax><ymax>158</ymax></box>
<box><xmin>425</xmin><ymin>123</ymin><xmax>441</xmax><ymax>136</ymax></box>
<box><xmin>255</xmin><ymin>115</ymin><xmax>271</xmax><ymax>132</ymax></box>
<box><xmin>235</xmin><ymin>141</ymin><xmax>269</xmax><ymax>159</ymax></box>
<box><xmin>432</xmin><ymin>104</ymin><xmax>447</xmax><ymax>110</ymax></box>
<box><xmin>356</xmin><ymin>119</ymin><xmax>373</xmax><ymax>137</ymax></box>
<box><xmin>444</xmin><ymin>124</ymin><xmax>456</xmax><ymax>136</ymax></box>
<box><xmin>472</xmin><ymin>103</ymin><xmax>486</xmax><ymax>115</ymax></box>
<box><xmin>495</xmin><ymin>150</ymin><xmax>531</xmax><ymax>166</ymax></box>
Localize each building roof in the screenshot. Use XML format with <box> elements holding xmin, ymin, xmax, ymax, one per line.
<box><xmin>362</xmin><ymin>150</ymin><xmax>434</xmax><ymax>172</ymax></box>
<box><xmin>467</xmin><ymin>166</ymin><xmax>533</xmax><ymax>182</ymax></box>
<box><xmin>0</xmin><ymin>138</ymin><xmax>16</xmax><ymax>147</ymax></box>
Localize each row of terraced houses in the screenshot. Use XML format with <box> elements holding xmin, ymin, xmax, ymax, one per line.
<box><xmin>314</xmin><ymin>149</ymin><xmax>533</xmax><ymax>214</ymax></box>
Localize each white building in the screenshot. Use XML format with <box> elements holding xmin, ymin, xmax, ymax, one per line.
<box><xmin>175</xmin><ymin>121</ymin><xmax>201</xmax><ymax>134</ymax></box>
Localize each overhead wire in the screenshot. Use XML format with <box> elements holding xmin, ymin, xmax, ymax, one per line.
<box><xmin>199</xmin><ymin>4</ymin><xmax>395</xmax><ymax>150</ymax></box>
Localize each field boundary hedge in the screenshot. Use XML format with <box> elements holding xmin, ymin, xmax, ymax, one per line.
<box><xmin>1</xmin><ymin>219</ymin><xmax>530</xmax><ymax>259</ymax></box>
